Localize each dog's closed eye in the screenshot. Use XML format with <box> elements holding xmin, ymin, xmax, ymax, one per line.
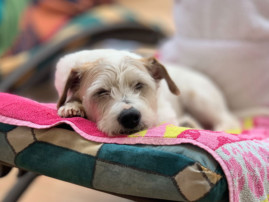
<box><xmin>134</xmin><ymin>82</ymin><xmax>144</xmax><ymax>91</ymax></box>
<box><xmin>95</xmin><ymin>89</ymin><xmax>110</xmax><ymax>97</ymax></box>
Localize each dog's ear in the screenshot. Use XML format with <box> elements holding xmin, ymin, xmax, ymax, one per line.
<box><xmin>144</xmin><ymin>57</ymin><xmax>180</xmax><ymax>96</ymax></box>
<box><xmin>57</xmin><ymin>68</ymin><xmax>84</xmax><ymax>109</ymax></box>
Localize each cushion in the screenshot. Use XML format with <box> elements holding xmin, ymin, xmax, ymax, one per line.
<box><xmin>1</xmin><ymin>93</ymin><xmax>269</xmax><ymax>201</ymax></box>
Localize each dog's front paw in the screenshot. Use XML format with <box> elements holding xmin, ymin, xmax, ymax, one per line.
<box><xmin>58</xmin><ymin>102</ymin><xmax>85</xmax><ymax>118</ymax></box>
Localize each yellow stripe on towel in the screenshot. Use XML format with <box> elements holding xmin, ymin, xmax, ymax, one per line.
<box><xmin>164</xmin><ymin>125</ymin><xmax>191</xmax><ymax>138</ymax></box>
<box><xmin>243</xmin><ymin>117</ymin><xmax>254</xmax><ymax>130</ymax></box>
<box><xmin>260</xmin><ymin>194</ymin><xmax>269</xmax><ymax>202</ymax></box>
<box><xmin>129</xmin><ymin>129</ymin><xmax>148</xmax><ymax>137</ymax></box>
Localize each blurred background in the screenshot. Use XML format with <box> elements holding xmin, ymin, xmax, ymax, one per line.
<box><xmin>0</xmin><ymin>0</ymin><xmax>174</xmax><ymax>201</ymax></box>
<box><xmin>0</xmin><ymin>0</ymin><xmax>174</xmax><ymax>103</ymax></box>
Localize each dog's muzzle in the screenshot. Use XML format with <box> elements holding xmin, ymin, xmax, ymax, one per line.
<box><xmin>117</xmin><ymin>107</ymin><xmax>141</xmax><ymax>129</ymax></box>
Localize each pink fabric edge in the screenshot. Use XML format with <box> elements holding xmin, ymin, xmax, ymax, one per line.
<box><xmin>0</xmin><ymin>113</ymin><xmax>234</xmax><ymax>201</ymax></box>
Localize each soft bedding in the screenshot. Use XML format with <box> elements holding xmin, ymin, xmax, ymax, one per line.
<box><xmin>0</xmin><ymin>92</ymin><xmax>269</xmax><ymax>201</ymax></box>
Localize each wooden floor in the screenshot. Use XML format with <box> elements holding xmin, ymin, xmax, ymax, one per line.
<box><xmin>0</xmin><ymin>1</ymin><xmax>173</xmax><ymax>201</ymax></box>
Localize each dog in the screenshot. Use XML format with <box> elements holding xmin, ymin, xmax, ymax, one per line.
<box><xmin>55</xmin><ymin>49</ymin><xmax>240</xmax><ymax>136</ymax></box>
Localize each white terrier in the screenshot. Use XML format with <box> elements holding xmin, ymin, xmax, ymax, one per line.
<box><xmin>55</xmin><ymin>49</ymin><xmax>240</xmax><ymax>136</ymax></box>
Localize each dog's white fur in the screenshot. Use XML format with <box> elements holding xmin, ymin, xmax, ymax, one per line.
<box><xmin>55</xmin><ymin>49</ymin><xmax>240</xmax><ymax>136</ymax></box>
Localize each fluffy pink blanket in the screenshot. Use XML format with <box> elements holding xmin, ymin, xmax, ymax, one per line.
<box><xmin>0</xmin><ymin>92</ymin><xmax>269</xmax><ymax>202</ymax></box>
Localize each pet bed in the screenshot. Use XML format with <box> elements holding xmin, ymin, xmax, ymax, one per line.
<box><xmin>0</xmin><ymin>93</ymin><xmax>269</xmax><ymax>202</ymax></box>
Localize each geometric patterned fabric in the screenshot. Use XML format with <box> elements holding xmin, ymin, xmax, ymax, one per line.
<box><xmin>0</xmin><ymin>123</ymin><xmax>228</xmax><ymax>201</ymax></box>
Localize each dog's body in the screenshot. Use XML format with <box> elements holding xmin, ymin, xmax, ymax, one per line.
<box><xmin>157</xmin><ymin>64</ymin><xmax>240</xmax><ymax>130</ymax></box>
<box><xmin>55</xmin><ymin>49</ymin><xmax>240</xmax><ymax>135</ymax></box>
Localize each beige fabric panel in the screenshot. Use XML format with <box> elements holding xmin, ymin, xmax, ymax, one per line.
<box><xmin>174</xmin><ymin>163</ymin><xmax>221</xmax><ymax>201</ymax></box>
<box><xmin>7</xmin><ymin>127</ymin><xmax>35</xmax><ymax>153</ymax></box>
<box><xmin>34</xmin><ymin>128</ymin><xmax>102</xmax><ymax>156</ymax></box>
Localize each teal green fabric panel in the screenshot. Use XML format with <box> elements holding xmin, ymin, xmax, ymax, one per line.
<box><xmin>0</xmin><ymin>132</ymin><xmax>15</xmax><ymax>165</ymax></box>
<box><xmin>93</xmin><ymin>160</ymin><xmax>184</xmax><ymax>201</ymax></box>
<box><xmin>142</xmin><ymin>144</ymin><xmax>219</xmax><ymax>173</ymax></box>
<box><xmin>98</xmin><ymin>144</ymin><xmax>194</xmax><ymax>176</ymax></box>
<box><xmin>15</xmin><ymin>142</ymin><xmax>95</xmax><ymax>187</ymax></box>
<box><xmin>0</xmin><ymin>123</ymin><xmax>16</xmax><ymax>132</ymax></box>
<box><xmin>151</xmin><ymin>144</ymin><xmax>228</xmax><ymax>202</ymax></box>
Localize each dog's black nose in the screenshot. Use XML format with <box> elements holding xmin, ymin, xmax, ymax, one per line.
<box><xmin>118</xmin><ymin>108</ymin><xmax>141</xmax><ymax>129</ymax></box>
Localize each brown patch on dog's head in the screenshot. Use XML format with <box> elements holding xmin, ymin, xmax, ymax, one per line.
<box><xmin>142</xmin><ymin>57</ymin><xmax>180</xmax><ymax>96</ymax></box>
<box><xmin>57</xmin><ymin>62</ymin><xmax>96</xmax><ymax>109</ymax></box>
<box><xmin>57</xmin><ymin>68</ymin><xmax>82</xmax><ymax>108</ymax></box>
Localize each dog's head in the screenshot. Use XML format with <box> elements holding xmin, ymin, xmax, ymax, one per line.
<box><xmin>57</xmin><ymin>51</ymin><xmax>179</xmax><ymax>136</ymax></box>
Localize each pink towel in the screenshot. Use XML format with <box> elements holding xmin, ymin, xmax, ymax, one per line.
<box><xmin>0</xmin><ymin>92</ymin><xmax>107</xmax><ymax>138</ymax></box>
<box><xmin>0</xmin><ymin>92</ymin><xmax>269</xmax><ymax>202</ymax></box>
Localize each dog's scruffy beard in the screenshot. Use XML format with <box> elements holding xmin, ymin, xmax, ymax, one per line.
<box><xmin>85</xmin><ymin>91</ymin><xmax>158</xmax><ymax>136</ymax></box>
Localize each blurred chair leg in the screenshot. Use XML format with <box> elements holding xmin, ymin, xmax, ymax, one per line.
<box><xmin>3</xmin><ymin>172</ymin><xmax>39</xmax><ymax>202</ymax></box>
<box><xmin>0</xmin><ymin>165</ymin><xmax>12</xmax><ymax>178</ymax></box>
